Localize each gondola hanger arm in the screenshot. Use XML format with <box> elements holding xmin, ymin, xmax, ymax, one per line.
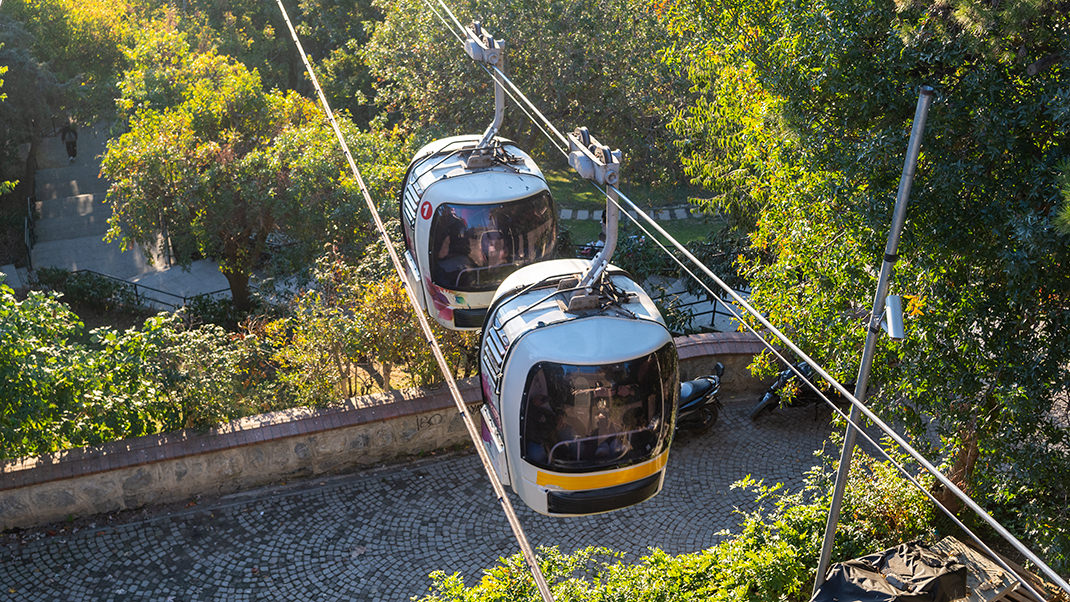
<box><xmin>464</xmin><ymin>21</ymin><xmax>506</xmax><ymax>150</ymax></box>
<box><xmin>568</xmin><ymin>127</ymin><xmax>622</xmax><ymax>292</ymax></box>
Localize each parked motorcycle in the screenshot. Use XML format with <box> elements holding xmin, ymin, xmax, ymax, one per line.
<box><xmin>749</xmin><ymin>361</ymin><xmax>848</xmax><ymax>420</ymax></box>
<box><xmin>677</xmin><ymin>362</ymin><xmax>725</xmax><ymax>432</ymax></box>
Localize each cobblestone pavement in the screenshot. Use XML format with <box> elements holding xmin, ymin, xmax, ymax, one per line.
<box><xmin>0</xmin><ymin>399</ymin><xmax>839</xmax><ymax>601</ymax></box>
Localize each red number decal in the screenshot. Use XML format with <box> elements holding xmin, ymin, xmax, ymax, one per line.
<box><xmin>420</xmin><ymin>201</ymin><xmax>433</xmax><ymax>220</ymax></box>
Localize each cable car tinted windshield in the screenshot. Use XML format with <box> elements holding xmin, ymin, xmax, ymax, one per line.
<box><xmin>428</xmin><ymin>192</ymin><xmax>556</xmax><ymax>292</ymax></box>
<box><xmin>520</xmin><ymin>343</ymin><xmax>678</xmax><ymax>473</ymax></box>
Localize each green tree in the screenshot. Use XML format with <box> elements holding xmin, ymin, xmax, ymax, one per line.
<box><xmin>149</xmin><ymin>0</ymin><xmax>378</xmax><ymax>127</ymax></box>
<box><xmin>291</xmin><ymin>0</ymin><xmax>381</xmax><ymax>126</ymax></box>
<box><xmin>2</xmin><ymin>0</ymin><xmax>145</xmax><ymax>121</ymax></box>
<box><xmin>664</xmin><ymin>0</ymin><xmax>1070</xmax><ymax>566</ymax></box>
<box><xmin>0</xmin><ymin>20</ymin><xmax>63</xmax><ymax>166</ymax></box>
<box><xmin>101</xmin><ymin>31</ymin><xmax>373</xmax><ymax>309</ymax></box>
<box><xmin>365</xmin><ymin>0</ymin><xmax>686</xmax><ymax>185</ymax></box>
<box><xmin>0</xmin><ymin>282</ymin><xmax>259</xmax><ymax>458</ymax></box>
<box><xmin>162</xmin><ymin>0</ymin><xmax>297</xmax><ymax>93</ymax></box>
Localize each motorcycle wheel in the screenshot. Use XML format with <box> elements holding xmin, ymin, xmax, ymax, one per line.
<box><xmin>677</xmin><ymin>408</ymin><xmax>713</xmax><ymax>434</ymax></box>
<box><xmin>697</xmin><ymin>407</ymin><xmax>714</xmax><ymax>430</ymax></box>
<box><xmin>704</xmin><ymin>403</ymin><xmax>720</xmax><ymax>428</ymax></box>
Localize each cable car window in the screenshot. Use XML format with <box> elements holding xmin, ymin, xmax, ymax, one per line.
<box><xmin>428</xmin><ymin>191</ymin><xmax>556</xmax><ymax>292</ymax></box>
<box><xmin>520</xmin><ymin>343</ymin><xmax>677</xmax><ymax>473</ymax></box>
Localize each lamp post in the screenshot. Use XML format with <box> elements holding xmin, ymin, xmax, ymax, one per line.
<box><xmin>812</xmin><ymin>85</ymin><xmax>935</xmax><ymax>595</ymax></box>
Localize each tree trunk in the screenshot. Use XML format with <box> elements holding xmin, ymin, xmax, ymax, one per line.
<box><xmin>224</xmin><ymin>270</ymin><xmax>252</xmax><ymax>311</ymax></box>
<box><xmin>933</xmin><ymin>422</ymin><xmax>980</xmax><ymax>514</ymax></box>
<box><xmin>382</xmin><ymin>362</ymin><xmax>393</xmax><ymax>391</ymax></box>
<box><xmin>357</xmin><ymin>362</ymin><xmax>385</xmax><ymax>389</ymax></box>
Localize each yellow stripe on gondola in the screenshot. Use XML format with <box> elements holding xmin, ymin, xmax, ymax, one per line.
<box><xmin>535</xmin><ymin>451</ymin><xmax>669</xmax><ymax>490</ymax></box>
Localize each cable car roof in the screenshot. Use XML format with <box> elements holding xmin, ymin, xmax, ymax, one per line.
<box><xmin>409</xmin><ymin>135</ymin><xmax>547</xmax><ymax>204</ymax></box>
<box><xmin>486</xmin><ymin>259</ymin><xmax>669</xmax><ymax>365</ymax></box>
<box><xmin>422</xmin><ymin>170</ymin><xmax>548</xmax><ymax>206</ymax></box>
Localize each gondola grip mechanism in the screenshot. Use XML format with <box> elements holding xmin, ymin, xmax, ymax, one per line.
<box><xmin>567</xmin><ymin>128</ymin><xmax>621</xmax><ymax>186</ymax></box>
<box><xmin>464</xmin><ymin>22</ymin><xmax>506</xmax><ymax>149</ymax></box>
<box><xmin>463</xmin><ymin>21</ymin><xmax>504</xmax><ymax>66</ymax></box>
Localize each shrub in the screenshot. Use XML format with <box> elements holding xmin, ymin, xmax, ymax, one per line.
<box><xmin>34</xmin><ymin>267</ymin><xmax>140</xmax><ymax>311</ymax></box>
<box><xmin>262</xmin><ymin>250</ymin><xmax>480</xmax><ymax>405</ymax></box>
<box><xmin>181</xmin><ymin>292</ymin><xmax>262</xmax><ymax>330</ymax></box>
<box><xmin>0</xmin><ymin>282</ymin><xmax>268</xmax><ymax>458</ymax></box>
<box><xmin>417</xmin><ymin>446</ymin><xmax>936</xmax><ymax>602</ymax></box>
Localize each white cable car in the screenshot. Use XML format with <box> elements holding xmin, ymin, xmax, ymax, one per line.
<box><xmin>477</xmin><ymin>130</ymin><xmax>680</xmax><ymax>516</ymax></box>
<box><xmin>399</xmin><ymin>23</ymin><xmax>557</xmax><ymax>330</ymax></box>
<box><xmin>478</xmin><ymin>259</ymin><xmax>678</xmax><ymax>516</ymax></box>
<box><xmin>400</xmin><ymin>136</ymin><xmax>557</xmax><ymax>329</ymax></box>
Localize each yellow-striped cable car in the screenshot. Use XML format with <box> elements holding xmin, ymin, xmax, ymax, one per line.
<box><xmin>477</xmin><ymin>129</ymin><xmax>680</xmax><ymax>516</ymax></box>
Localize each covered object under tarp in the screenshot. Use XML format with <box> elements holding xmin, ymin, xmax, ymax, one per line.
<box><xmin>811</xmin><ymin>540</ymin><xmax>968</xmax><ymax>602</ymax></box>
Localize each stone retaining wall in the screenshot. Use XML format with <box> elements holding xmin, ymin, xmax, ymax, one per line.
<box><xmin>0</xmin><ymin>332</ymin><xmax>768</xmax><ymax>530</ymax></box>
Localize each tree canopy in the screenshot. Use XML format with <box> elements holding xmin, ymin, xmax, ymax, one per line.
<box><xmin>101</xmin><ymin>28</ymin><xmax>378</xmax><ymax>309</ymax></box>
<box><xmin>364</xmin><ymin>0</ymin><xmax>687</xmax><ymax>185</ymax></box>
<box><xmin>2</xmin><ymin>0</ymin><xmax>146</xmax><ymax>122</ymax></box>
<box><xmin>0</xmin><ymin>18</ymin><xmax>65</xmax><ymax>161</ymax></box>
<box><xmin>664</xmin><ymin>0</ymin><xmax>1070</xmax><ymax>565</ymax></box>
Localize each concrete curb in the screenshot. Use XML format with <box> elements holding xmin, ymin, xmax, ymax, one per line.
<box><xmin>559</xmin><ymin>204</ymin><xmax>708</xmax><ymax>221</ymax></box>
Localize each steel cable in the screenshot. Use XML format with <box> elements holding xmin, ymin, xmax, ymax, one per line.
<box><xmin>271</xmin><ymin>1</ymin><xmax>556</xmax><ymax>600</ymax></box>
<box><xmin>420</xmin><ymin>0</ymin><xmax>568</xmax><ymax>155</ymax></box>
<box><xmin>610</xmin><ymin>185</ymin><xmax>1068</xmax><ymax>596</ymax></box>
<box><xmin>608</xmin><ymin>199</ymin><xmax>1049</xmax><ymax>602</ymax></box>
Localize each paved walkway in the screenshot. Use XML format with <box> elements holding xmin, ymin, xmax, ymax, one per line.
<box><xmin>29</xmin><ymin>125</ymin><xmax>230</xmax><ymax>304</ymax></box>
<box><xmin>558</xmin><ymin>204</ymin><xmax>703</xmax><ymax>222</ymax></box>
<box><xmin>0</xmin><ymin>398</ymin><xmax>840</xmax><ymax>601</ymax></box>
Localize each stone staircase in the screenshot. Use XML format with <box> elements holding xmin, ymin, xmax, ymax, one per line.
<box><xmin>30</xmin><ymin>129</ymin><xmax>162</xmax><ymax>280</ymax></box>
<box><xmin>28</xmin><ymin>124</ymin><xmax>230</xmax><ymax>303</ymax></box>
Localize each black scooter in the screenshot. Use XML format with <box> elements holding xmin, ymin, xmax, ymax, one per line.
<box><xmin>749</xmin><ymin>361</ymin><xmax>848</xmax><ymax>420</ymax></box>
<box><xmin>677</xmin><ymin>362</ymin><xmax>725</xmax><ymax>432</ymax></box>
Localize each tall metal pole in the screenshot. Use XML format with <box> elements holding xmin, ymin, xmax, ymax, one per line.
<box><xmin>812</xmin><ymin>86</ymin><xmax>935</xmax><ymax>595</ymax></box>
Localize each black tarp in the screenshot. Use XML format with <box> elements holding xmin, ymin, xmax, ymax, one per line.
<box><xmin>811</xmin><ymin>541</ymin><xmax>968</xmax><ymax>602</ymax></box>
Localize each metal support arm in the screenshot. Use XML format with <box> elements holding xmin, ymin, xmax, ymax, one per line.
<box><xmin>464</xmin><ymin>22</ymin><xmax>506</xmax><ymax>148</ymax></box>
<box><xmin>567</xmin><ymin>127</ymin><xmax>622</xmax><ymax>289</ymax></box>
<box><xmin>812</xmin><ymin>85</ymin><xmax>935</xmax><ymax>595</ymax></box>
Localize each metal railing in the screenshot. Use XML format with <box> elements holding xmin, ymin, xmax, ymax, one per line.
<box><xmin>650</xmin><ymin>287</ymin><xmax>751</xmax><ymax>335</ymax></box>
<box><xmin>565</xmin><ymin>242</ymin><xmax>749</xmax><ymax>334</ymax></box>
<box><xmin>22</xmin><ymin>138</ymin><xmax>40</xmax><ymax>270</ymax></box>
<box><xmin>652</xmin><ymin>290</ymin><xmax>740</xmax><ymax>333</ymax></box>
<box><xmin>24</xmin><ymin>196</ymin><xmax>35</xmax><ymax>271</ymax></box>
<box><xmin>64</xmin><ymin>269</ymin><xmax>230</xmax><ymax>311</ymax></box>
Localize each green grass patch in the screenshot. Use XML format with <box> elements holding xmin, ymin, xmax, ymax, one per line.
<box><xmin>546</xmin><ymin>169</ymin><xmax>702</xmax><ymax>210</ymax></box>
<box><xmin>545</xmin><ymin>170</ymin><xmax>603</xmax><ymax>209</ymax></box>
<box><xmin>560</xmin><ymin>219</ymin><xmax>602</xmax><ymax>245</ymax></box>
<box><xmin>659</xmin><ymin>215</ymin><xmax>725</xmax><ymax>243</ymax></box>
<box><xmin>559</xmin><ymin>212</ymin><xmax>725</xmax><ymax>256</ymax></box>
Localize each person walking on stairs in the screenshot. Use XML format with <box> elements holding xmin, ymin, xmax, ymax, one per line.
<box><xmin>60</xmin><ymin>122</ymin><xmax>78</xmax><ymax>163</ymax></box>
